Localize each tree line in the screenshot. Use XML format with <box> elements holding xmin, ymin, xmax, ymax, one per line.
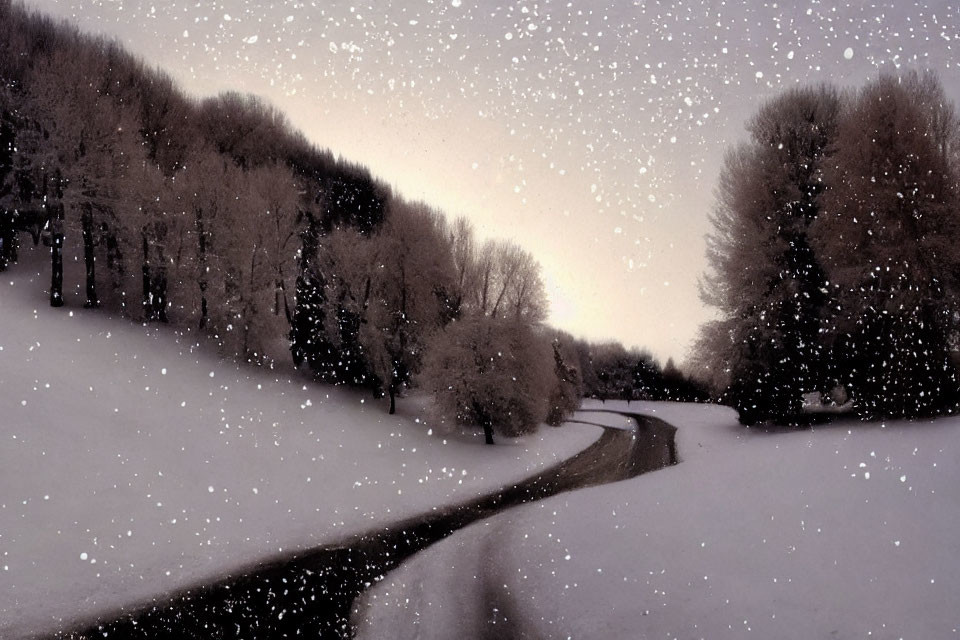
<box><xmin>0</xmin><ymin>1</ymin><xmax>689</xmax><ymax>442</ymax></box>
<box><xmin>695</xmin><ymin>72</ymin><xmax>960</xmax><ymax>424</ymax></box>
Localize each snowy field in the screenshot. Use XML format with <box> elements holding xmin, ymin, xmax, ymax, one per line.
<box><xmin>0</xmin><ymin>250</ymin><xmax>602</xmax><ymax>638</ymax></box>
<box><xmin>356</xmin><ymin>400</ymin><xmax>960</xmax><ymax>639</ymax></box>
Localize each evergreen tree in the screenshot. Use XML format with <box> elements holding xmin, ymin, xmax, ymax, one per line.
<box><xmin>546</xmin><ymin>333</ymin><xmax>584</xmax><ymax>425</ymax></box>
<box><xmin>813</xmin><ymin>72</ymin><xmax>960</xmax><ymax>417</ymax></box>
<box><xmin>701</xmin><ymin>85</ymin><xmax>841</xmax><ymax>424</ymax></box>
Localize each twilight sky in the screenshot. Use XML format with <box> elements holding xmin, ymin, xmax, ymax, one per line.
<box><xmin>25</xmin><ymin>0</ymin><xmax>960</xmax><ymax>363</ymax></box>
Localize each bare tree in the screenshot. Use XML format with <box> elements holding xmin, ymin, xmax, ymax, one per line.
<box><xmin>361</xmin><ymin>201</ymin><xmax>455</xmax><ymax>413</ymax></box>
<box><xmin>248</xmin><ymin>162</ymin><xmax>303</xmax><ymax>325</ymax></box>
<box><xmin>448</xmin><ymin>216</ymin><xmax>478</xmax><ymax>316</ymax></box>
<box><xmin>203</xmin><ymin>163</ymin><xmax>302</xmax><ymax>362</ymax></box>
<box><xmin>465</xmin><ymin>238</ymin><xmax>548</xmax><ymax>323</ymax></box>
<box><xmin>176</xmin><ymin>145</ymin><xmax>242</xmax><ymax>331</ymax></box>
<box><xmin>198</xmin><ymin>92</ymin><xmax>292</xmax><ymax>170</ymax></box>
<box><xmin>310</xmin><ymin>224</ymin><xmax>379</xmax><ymax>384</ymax></box>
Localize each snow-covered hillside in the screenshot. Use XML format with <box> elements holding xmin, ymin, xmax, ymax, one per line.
<box><xmin>356</xmin><ymin>400</ymin><xmax>960</xmax><ymax>639</ymax></box>
<box><xmin>0</xmin><ymin>248</ymin><xmax>601</xmax><ymax>638</ymax></box>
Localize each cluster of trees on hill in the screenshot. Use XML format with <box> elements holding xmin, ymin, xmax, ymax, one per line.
<box><xmin>571</xmin><ymin>340</ymin><xmax>709</xmax><ymax>404</ymax></box>
<box><xmin>696</xmin><ymin>72</ymin><xmax>960</xmax><ymax>424</ymax></box>
<box><xmin>0</xmin><ymin>1</ymin><xmax>679</xmax><ymax>443</ymax></box>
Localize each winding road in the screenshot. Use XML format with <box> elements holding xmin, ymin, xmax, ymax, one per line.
<box><xmin>56</xmin><ymin>411</ymin><xmax>677</xmax><ymax>640</ymax></box>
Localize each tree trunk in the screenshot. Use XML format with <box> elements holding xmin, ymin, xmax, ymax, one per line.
<box><xmin>141</xmin><ymin>232</ymin><xmax>152</xmax><ymax>321</ymax></box>
<box><xmin>50</xmin><ymin>214</ymin><xmax>64</xmax><ymax>308</ymax></box>
<box><xmin>242</xmin><ymin>300</ymin><xmax>250</xmax><ymax>358</ymax></box>
<box><xmin>199</xmin><ymin>281</ymin><xmax>208</xmax><ymax>330</ymax></box>
<box><xmin>276</xmin><ymin>273</ymin><xmax>293</xmax><ymax>324</ymax></box>
<box><xmin>81</xmin><ymin>204</ymin><xmax>99</xmax><ymax>308</ymax></box>
<box><xmin>482</xmin><ymin>420</ymin><xmax>494</xmax><ymax>445</ymax></box>
<box><xmin>104</xmin><ymin>228</ymin><xmax>124</xmax><ymax>301</ymax></box>
<box><xmin>196</xmin><ymin>206</ymin><xmax>208</xmax><ymax>330</ymax></box>
<box><xmin>153</xmin><ymin>243</ymin><xmax>168</xmax><ymax>323</ymax></box>
<box><xmin>6</xmin><ymin>213</ymin><xmax>18</xmax><ymax>261</ymax></box>
<box><xmin>243</xmin><ymin>246</ymin><xmax>259</xmax><ymax>359</ymax></box>
<box><xmin>154</xmin><ymin>267</ymin><xmax>168</xmax><ymax>323</ymax></box>
<box><xmin>282</xmin><ymin>282</ymin><xmax>292</xmax><ymax>324</ymax></box>
<box><xmin>0</xmin><ymin>209</ymin><xmax>12</xmax><ymax>270</ymax></box>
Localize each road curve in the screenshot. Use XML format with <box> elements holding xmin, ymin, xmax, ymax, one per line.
<box><xmin>55</xmin><ymin>412</ymin><xmax>677</xmax><ymax>640</ymax></box>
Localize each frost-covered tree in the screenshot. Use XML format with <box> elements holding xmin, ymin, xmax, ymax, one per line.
<box><xmin>361</xmin><ymin>201</ymin><xmax>455</xmax><ymax>413</ymax></box>
<box><xmin>0</xmin><ymin>0</ymin><xmax>583</xmax><ymax>427</ymax></box>
<box><xmin>303</xmin><ymin>225</ymin><xmax>379</xmax><ymax>385</ymax></box>
<box><xmin>197</xmin><ymin>92</ymin><xmax>292</xmax><ymax>171</ymax></box>
<box><xmin>813</xmin><ymin>72</ymin><xmax>960</xmax><ymax>417</ymax></box>
<box><xmin>545</xmin><ymin>331</ymin><xmax>583</xmax><ymax>425</ymax></box>
<box><xmin>70</xmin><ymin>98</ymin><xmax>142</xmax><ymax>310</ymax></box>
<box><xmin>700</xmin><ymin>85</ymin><xmax>841</xmax><ymax>424</ymax></box>
<box><xmin>203</xmin><ymin>162</ymin><xmax>304</xmax><ymax>362</ymax></box>
<box><xmin>447</xmin><ymin>216</ymin><xmax>479</xmax><ymax>318</ymax></box>
<box><xmin>172</xmin><ymin>145</ymin><xmax>243</xmax><ymax>332</ymax></box>
<box><xmin>421</xmin><ymin>316</ymin><xmax>554</xmax><ymax>444</ymax></box>
<box><xmin>288</xmin><ymin>163</ymin><xmax>392</xmax><ymax>377</ymax></box>
<box><xmin>467</xmin><ymin>238</ymin><xmax>548</xmax><ymax>323</ymax></box>
<box><xmin>19</xmin><ymin>37</ymin><xmax>148</xmax><ymax>311</ymax></box>
<box><xmin>702</xmin><ymin>75</ymin><xmax>960</xmax><ymax>421</ymax></box>
<box><xmin>579</xmin><ymin>341</ymin><xmax>656</xmax><ymax>402</ymax></box>
<box><xmin>249</xmin><ymin>162</ymin><xmax>303</xmax><ymax>326</ymax></box>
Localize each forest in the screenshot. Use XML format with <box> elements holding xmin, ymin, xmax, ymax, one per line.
<box><xmin>695</xmin><ymin>74</ymin><xmax>960</xmax><ymax>424</ymax></box>
<box><xmin>4</xmin><ymin>0</ymin><xmax>953</xmax><ymax>433</ymax></box>
<box><xmin>0</xmin><ymin>0</ymin><xmax>697</xmax><ymax>444</ymax></box>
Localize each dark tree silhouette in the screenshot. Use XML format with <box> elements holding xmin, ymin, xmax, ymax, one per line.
<box><xmin>699</xmin><ymin>85</ymin><xmax>841</xmax><ymax>424</ymax></box>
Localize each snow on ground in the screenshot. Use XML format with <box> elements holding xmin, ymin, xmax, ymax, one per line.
<box><xmin>0</xmin><ymin>251</ymin><xmax>601</xmax><ymax>638</ymax></box>
<box><xmin>356</xmin><ymin>400</ymin><xmax>960</xmax><ymax>640</ymax></box>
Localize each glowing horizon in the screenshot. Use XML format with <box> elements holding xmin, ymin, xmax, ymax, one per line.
<box><xmin>23</xmin><ymin>0</ymin><xmax>960</xmax><ymax>364</ymax></box>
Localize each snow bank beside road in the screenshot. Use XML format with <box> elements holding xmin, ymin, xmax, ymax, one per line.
<box><xmin>357</xmin><ymin>401</ymin><xmax>960</xmax><ymax>640</ymax></box>
<box><xmin>0</xmin><ymin>255</ymin><xmax>601</xmax><ymax>638</ymax></box>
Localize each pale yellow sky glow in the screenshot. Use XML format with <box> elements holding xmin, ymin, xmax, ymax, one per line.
<box><xmin>25</xmin><ymin>0</ymin><xmax>960</xmax><ymax>363</ymax></box>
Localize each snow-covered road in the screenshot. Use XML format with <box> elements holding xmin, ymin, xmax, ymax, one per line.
<box><xmin>61</xmin><ymin>412</ymin><xmax>677</xmax><ymax>638</ymax></box>
<box><xmin>356</xmin><ymin>401</ymin><xmax>960</xmax><ymax>640</ymax></box>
